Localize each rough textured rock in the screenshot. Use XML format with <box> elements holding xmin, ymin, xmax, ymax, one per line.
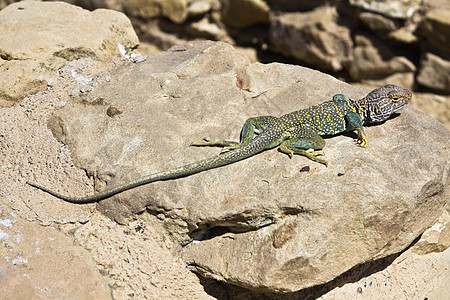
<box><xmin>359</xmin><ymin>11</ymin><xmax>399</xmax><ymax>33</ymax></box>
<box><xmin>123</xmin><ymin>0</ymin><xmax>189</xmax><ymax>24</ymax></box>
<box><xmin>349</xmin><ymin>0</ymin><xmax>420</xmax><ymax>19</ymax></box>
<box><xmin>417</xmin><ymin>9</ymin><xmax>450</xmax><ymax>93</ymax></box>
<box><xmin>1</xmin><ymin>56</ymin><xmax>213</xmax><ymax>299</ymax></box>
<box><xmin>0</xmin><ymin>206</ymin><xmax>110</xmax><ymax>299</ymax></box>
<box><xmin>221</xmin><ymin>0</ymin><xmax>269</xmax><ymax>28</ymax></box>
<box><xmin>410</xmin><ymin>92</ymin><xmax>450</xmax><ymax>131</ymax></box>
<box><xmin>420</xmin><ymin>9</ymin><xmax>450</xmax><ymax>53</ymax></box>
<box><xmin>40</xmin><ymin>0</ymin><xmax>450</xmax><ymax>101</ymax></box>
<box><xmin>269</xmin><ymin>6</ymin><xmax>353</xmax><ymax>72</ymax></box>
<box><xmin>0</xmin><ymin>1</ymin><xmax>139</xmax><ymax>106</ymax></box>
<box><xmin>42</xmin><ymin>41</ymin><xmax>449</xmax><ymax>292</ymax></box>
<box><xmin>317</xmin><ymin>239</ymin><xmax>450</xmax><ymax>300</ymax></box>
<box><xmin>69</xmin><ymin>211</ymin><xmax>216</xmax><ymax>299</ymax></box>
<box><xmin>187</xmin><ymin>15</ymin><xmax>229</xmax><ymax>41</ymax></box>
<box><xmin>349</xmin><ymin>35</ymin><xmax>416</xmax><ymax>82</ymax></box>
<box><xmin>417</xmin><ymin>52</ymin><xmax>450</xmax><ymax>93</ymax></box>
<box><xmin>188</xmin><ymin>0</ymin><xmax>214</xmax><ymax>17</ymax></box>
<box><xmin>414</xmin><ymin>210</ymin><xmax>450</xmax><ymax>254</ymax></box>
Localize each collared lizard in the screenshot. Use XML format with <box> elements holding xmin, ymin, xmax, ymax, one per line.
<box><xmin>27</xmin><ymin>84</ymin><xmax>412</xmax><ymax>203</ymax></box>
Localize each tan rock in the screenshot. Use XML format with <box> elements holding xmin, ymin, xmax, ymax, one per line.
<box><xmin>222</xmin><ymin>0</ymin><xmax>270</xmax><ymax>28</ymax></box>
<box><xmin>188</xmin><ymin>0</ymin><xmax>213</xmax><ymax>17</ymax></box>
<box><xmin>359</xmin><ymin>11</ymin><xmax>398</xmax><ymax>32</ymax></box>
<box><xmin>2</xmin><ymin>55</ymin><xmax>213</xmax><ymax>299</ymax></box>
<box><xmin>410</xmin><ymin>93</ymin><xmax>450</xmax><ymax>131</ymax></box>
<box><xmin>318</xmin><ymin>244</ymin><xmax>450</xmax><ymax>299</ymax></box>
<box><xmin>123</xmin><ymin>0</ymin><xmax>189</xmax><ymax>24</ymax></box>
<box><xmin>0</xmin><ymin>1</ymin><xmax>138</xmax><ymax>106</ymax></box>
<box><xmin>270</xmin><ymin>7</ymin><xmax>353</xmax><ymax>72</ymax></box>
<box><xmin>388</xmin><ymin>27</ymin><xmax>418</xmax><ymax>44</ymax></box>
<box><xmin>349</xmin><ymin>0</ymin><xmax>420</xmax><ymax>19</ymax></box>
<box><xmin>349</xmin><ymin>35</ymin><xmax>416</xmax><ymax>80</ymax></box>
<box><xmin>417</xmin><ymin>52</ymin><xmax>450</xmax><ymax>93</ymax></box>
<box><xmin>420</xmin><ymin>9</ymin><xmax>450</xmax><ymax>53</ymax></box>
<box><xmin>0</xmin><ymin>206</ymin><xmax>110</xmax><ymax>299</ymax></box>
<box><xmin>187</xmin><ymin>16</ymin><xmax>230</xmax><ymax>41</ymax></box>
<box><xmin>414</xmin><ymin>210</ymin><xmax>450</xmax><ymax>255</ymax></box>
<box><xmin>41</xmin><ymin>41</ymin><xmax>449</xmax><ymax>292</ymax></box>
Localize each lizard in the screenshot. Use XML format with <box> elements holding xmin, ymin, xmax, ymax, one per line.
<box><xmin>27</xmin><ymin>84</ymin><xmax>412</xmax><ymax>204</ymax></box>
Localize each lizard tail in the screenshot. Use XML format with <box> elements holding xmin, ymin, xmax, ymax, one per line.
<box><xmin>27</xmin><ymin>133</ymin><xmax>271</xmax><ymax>203</ymax></box>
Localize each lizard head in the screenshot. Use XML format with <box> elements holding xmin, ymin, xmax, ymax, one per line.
<box><xmin>363</xmin><ymin>84</ymin><xmax>412</xmax><ymax>123</ymax></box>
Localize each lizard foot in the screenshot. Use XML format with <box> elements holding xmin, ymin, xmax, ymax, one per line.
<box><xmin>355</xmin><ymin>138</ymin><xmax>369</xmax><ymax>147</ymax></box>
<box><xmin>306</xmin><ymin>149</ymin><xmax>325</xmax><ymax>156</ymax></box>
<box><xmin>355</xmin><ymin>128</ymin><xmax>369</xmax><ymax>148</ymax></box>
<box><xmin>304</xmin><ymin>149</ymin><xmax>328</xmax><ymax>166</ymax></box>
<box><xmin>279</xmin><ymin>146</ymin><xmax>328</xmax><ymax>166</ymax></box>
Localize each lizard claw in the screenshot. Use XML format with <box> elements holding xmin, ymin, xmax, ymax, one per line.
<box><xmin>355</xmin><ymin>128</ymin><xmax>369</xmax><ymax>148</ymax></box>
<box><xmin>355</xmin><ymin>138</ymin><xmax>369</xmax><ymax>148</ymax></box>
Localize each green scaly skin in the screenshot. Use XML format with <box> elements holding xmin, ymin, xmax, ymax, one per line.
<box><xmin>27</xmin><ymin>84</ymin><xmax>412</xmax><ymax>203</ymax></box>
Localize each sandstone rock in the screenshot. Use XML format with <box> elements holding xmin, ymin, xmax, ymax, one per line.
<box><xmin>0</xmin><ymin>206</ymin><xmax>110</xmax><ymax>299</ymax></box>
<box><xmin>387</xmin><ymin>27</ymin><xmax>418</xmax><ymax>44</ymax></box>
<box><xmin>349</xmin><ymin>0</ymin><xmax>420</xmax><ymax>19</ymax></box>
<box><xmin>269</xmin><ymin>7</ymin><xmax>353</xmax><ymax>72</ymax></box>
<box><xmin>221</xmin><ymin>0</ymin><xmax>270</xmax><ymax>28</ymax></box>
<box><xmin>359</xmin><ymin>11</ymin><xmax>398</xmax><ymax>32</ymax></box>
<box><xmin>2</xmin><ymin>55</ymin><xmax>212</xmax><ymax>299</ymax></box>
<box><xmin>139</xmin><ymin>20</ymin><xmax>188</xmax><ymax>50</ymax></box>
<box><xmin>188</xmin><ymin>0</ymin><xmax>213</xmax><ymax>17</ymax></box>
<box><xmin>123</xmin><ymin>0</ymin><xmax>189</xmax><ymax>24</ymax></box>
<box><xmin>417</xmin><ymin>52</ymin><xmax>450</xmax><ymax>93</ymax></box>
<box><xmin>420</xmin><ymin>9</ymin><xmax>450</xmax><ymax>54</ymax></box>
<box><xmin>317</xmin><ymin>239</ymin><xmax>450</xmax><ymax>300</ymax></box>
<box><xmin>43</xmin><ymin>41</ymin><xmax>449</xmax><ymax>292</ymax></box>
<box><xmin>410</xmin><ymin>93</ymin><xmax>450</xmax><ymax>131</ymax></box>
<box><xmin>0</xmin><ymin>59</ymin><xmax>48</xmax><ymax>105</ymax></box>
<box><xmin>187</xmin><ymin>16</ymin><xmax>230</xmax><ymax>41</ymax></box>
<box><xmin>413</xmin><ymin>210</ymin><xmax>450</xmax><ymax>255</ymax></box>
<box><xmin>349</xmin><ymin>35</ymin><xmax>416</xmax><ymax>81</ymax></box>
<box><xmin>69</xmin><ymin>211</ymin><xmax>216</xmax><ymax>299</ymax></box>
<box><xmin>0</xmin><ymin>1</ymin><xmax>138</xmax><ymax>106</ymax></box>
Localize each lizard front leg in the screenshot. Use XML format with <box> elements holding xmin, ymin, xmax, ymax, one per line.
<box><xmin>345</xmin><ymin>111</ymin><xmax>369</xmax><ymax>147</ymax></box>
<box><xmin>355</xmin><ymin>127</ymin><xmax>369</xmax><ymax>147</ymax></box>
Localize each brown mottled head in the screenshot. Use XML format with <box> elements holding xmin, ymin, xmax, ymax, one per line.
<box><xmin>361</xmin><ymin>84</ymin><xmax>412</xmax><ymax>123</ymax></box>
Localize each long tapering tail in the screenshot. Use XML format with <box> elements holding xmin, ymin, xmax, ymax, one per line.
<box><xmin>27</xmin><ymin>133</ymin><xmax>273</xmax><ymax>203</ymax></box>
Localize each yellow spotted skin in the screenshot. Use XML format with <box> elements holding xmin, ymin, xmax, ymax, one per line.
<box><xmin>27</xmin><ymin>84</ymin><xmax>412</xmax><ymax>203</ymax></box>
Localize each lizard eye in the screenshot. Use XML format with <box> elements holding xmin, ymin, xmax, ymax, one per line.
<box><xmin>391</xmin><ymin>96</ymin><xmax>400</xmax><ymax>102</ymax></box>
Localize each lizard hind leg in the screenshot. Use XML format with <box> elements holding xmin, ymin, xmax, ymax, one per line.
<box><xmin>279</xmin><ymin>134</ymin><xmax>328</xmax><ymax>166</ymax></box>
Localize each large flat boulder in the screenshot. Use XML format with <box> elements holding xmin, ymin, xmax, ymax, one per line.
<box><xmin>39</xmin><ymin>41</ymin><xmax>449</xmax><ymax>292</ymax></box>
